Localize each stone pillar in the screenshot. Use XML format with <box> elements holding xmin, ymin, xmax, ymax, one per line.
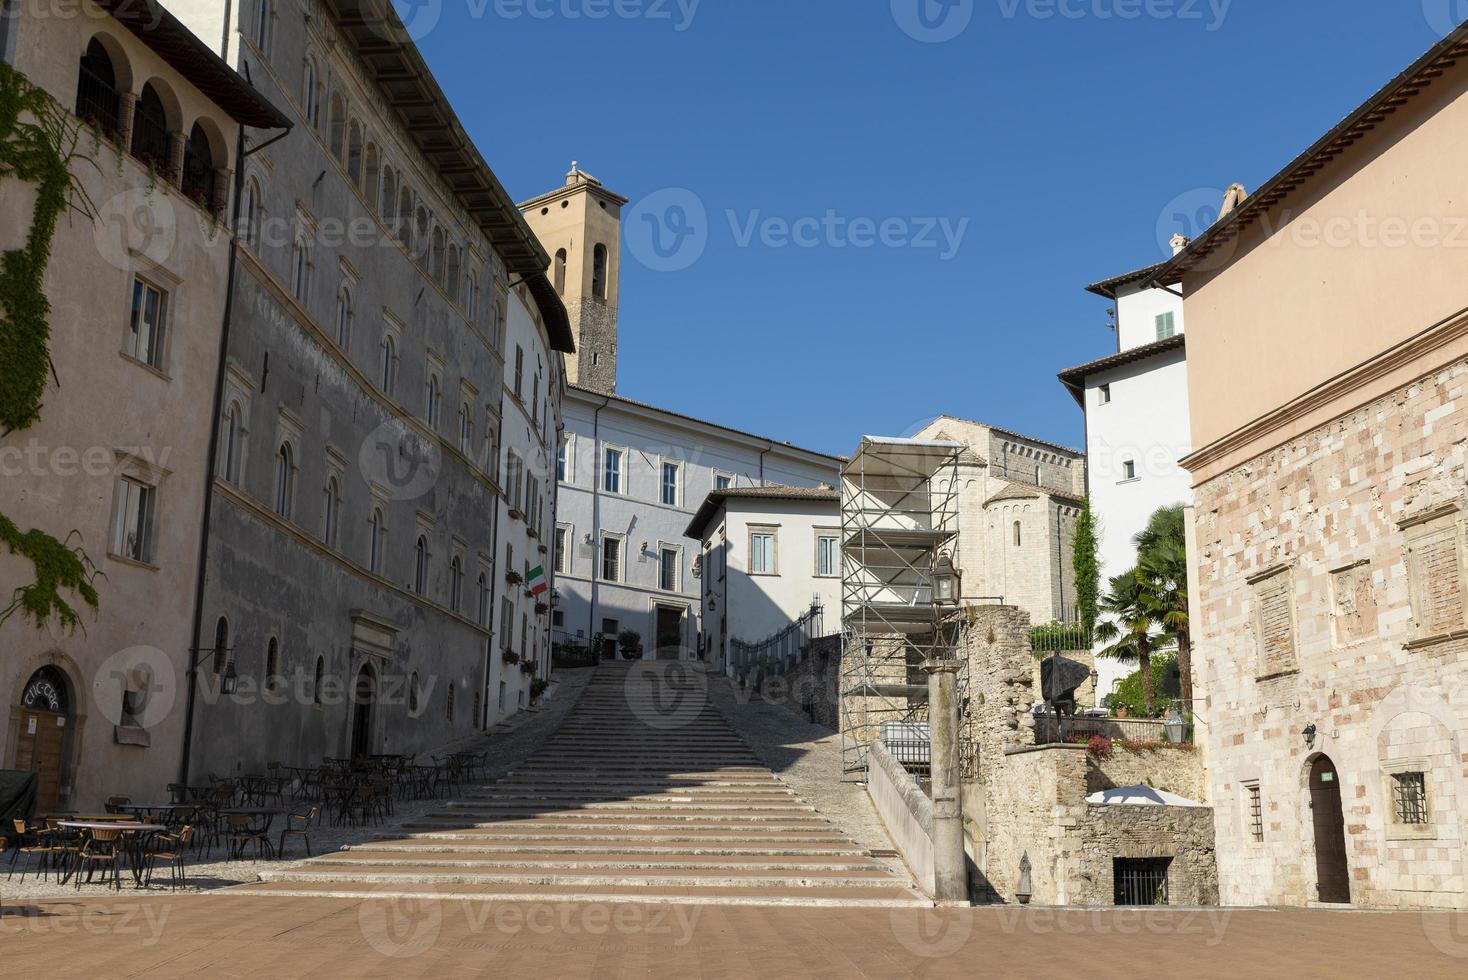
<box><xmin>926</xmin><ymin>655</ymin><xmax>969</xmax><ymax>904</ymax></box>
<box><xmin>211</xmin><ymin>167</ymin><xmax>231</xmax><ymax>217</ymax></box>
<box><xmin>116</xmin><ymin>91</ymin><xmax>137</xmax><ymax>152</ymax></box>
<box><xmin>165</xmin><ymin>130</ymin><xmax>185</xmax><ymax>187</ymax></box>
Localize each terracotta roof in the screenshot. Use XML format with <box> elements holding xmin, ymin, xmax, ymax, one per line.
<box><xmin>1057</xmin><ymin>334</ymin><xmax>1187</xmax><ymax>406</ymax></box>
<box><xmin>984</xmin><ymin>480</ymin><xmax>1083</xmax><ymax>507</ymax></box>
<box><xmin>1153</xmin><ymin>23</ymin><xmax>1468</xmax><ymax>286</ymax></box>
<box><xmin>94</xmin><ymin>0</ymin><xmax>289</xmax><ymax>129</ymax></box>
<box><xmin>684</xmin><ymin>485</ymin><xmax>839</xmax><ymax>540</ymax></box>
<box><xmin>568</xmin><ymin>385</ymin><xmax>846</xmax><ymax>463</ymax></box>
<box><xmin>1084</xmin><ymin>262</ymin><xmax>1166</xmax><ymax>299</ymax></box>
<box><xmin>932</xmin><ymin>416</ymin><xmax>1082</xmax><ymax>458</ymax></box>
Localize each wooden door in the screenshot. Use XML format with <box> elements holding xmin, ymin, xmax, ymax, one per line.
<box><xmin>15</xmin><ymin>709</ymin><xmax>67</xmax><ymax>811</ymax></box>
<box><xmin>1309</xmin><ymin>755</ymin><xmax>1351</xmax><ymax>904</ymax></box>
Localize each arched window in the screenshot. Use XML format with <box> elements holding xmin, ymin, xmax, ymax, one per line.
<box><xmin>425</xmin><ymin>373</ymin><xmax>441</xmax><ymax>428</ymax></box>
<box><xmin>328</xmin><ymin>91</ymin><xmax>346</xmax><ymax>160</ymax></box>
<box><xmin>430</xmin><ymin>227</ymin><xmax>446</xmax><ymax>282</ymax></box>
<box><xmin>265</xmin><ymin>637</ymin><xmax>279</xmax><ymax>692</ymax></box>
<box><xmin>414</xmin><ymin>207</ymin><xmax>430</xmax><ymax>261</ymax></box>
<box><xmin>449</xmin><ymin>555</ymin><xmax>463</xmax><ymax>612</ymax></box>
<box><xmin>414</xmin><ymin>536</ymin><xmax>428</xmax><ymax>594</ymax></box>
<box><xmin>240</xmin><ymin>177</ymin><xmax>262</xmax><ymax>249</ymax></box>
<box><xmin>76</xmin><ymin>38</ymin><xmax>122</xmax><ymax>142</ymax></box>
<box><xmin>213</xmin><ymin>616</ymin><xmax>229</xmax><ymax>676</ymax></box>
<box><xmin>346</xmin><ymin>119</ymin><xmax>363</xmax><ymax>183</ymax></box>
<box><xmin>1013</xmin><ymin>520</ymin><xmax>1022</xmax><ymax>547</ymax></box>
<box><xmin>379</xmin><ymin>333</ymin><xmax>397</xmax><ymax>395</ymax></box>
<box><xmin>380</xmin><ymin>166</ymin><xmax>397</xmax><ymax>226</ymax></box>
<box><xmin>334</xmin><ymin>284</ymin><xmax>353</xmax><ymax>348</ymax></box>
<box><xmin>182</xmin><ymin>122</ymin><xmax>218</xmax><ymax>212</ymax></box>
<box><xmin>409</xmin><ymin>672</ymin><xmax>419</xmax><ymax>713</ymax></box>
<box><xmin>553</xmin><ymin>248</ymin><xmax>567</xmax><ymax>295</ymax></box>
<box><xmin>312</xmin><ymin>655</ymin><xmax>324</xmax><ymax>705</ymax></box>
<box><xmin>446</xmin><ymin>683</ymin><xmax>455</xmax><ymax>723</ymax></box>
<box><xmin>592</xmin><ymin>243</ymin><xmax>608</xmax><ymax>301</ymax></box>
<box><xmin>322</xmin><ymin>475</ymin><xmax>340</xmax><ymax>547</ymax></box>
<box><xmin>274</xmin><ymin>442</ymin><xmax>295</xmax><ymax>518</ymax></box>
<box><xmin>368</xmin><ymin>507</ymin><xmax>386</xmax><ymax>573</ymax></box>
<box><xmin>302</xmin><ymin>57</ymin><xmax>321</xmax><ymax>129</ymax></box>
<box><xmin>131</xmin><ymin>82</ymin><xmax>170</xmax><ymax>170</ymax></box>
<box><xmin>290</xmin><ymin>234</ymin><xmax>311</xmax><ymax>303</ymax></box>
<box><xmin>364</xmin><ymin>142</ymin><xmax>381</xmax><ymax>204</ymax></box>
<box><xmin>465</xmin><ymin>267</ymin><xmax>478</xmax><ymax>322</ymax></box>
<box><xmin>397</xmin><ymin>188</ymin><xmax>413</xmax><ymax>247</ymax></box>
<box><xmin>457</xmin><ymin>402</ymin><xmax>472</xmax><ymax>455</ymax></box>
<box><xmin>221</xmin><ymin>401</ymin><xmax>244</xmax><ymax>483</ymax></box>
<box><xmin>477</xmin><ymin>573</ymin><xmax>490</xmax><ymax>626</ymax></box>
<box><xmin>446</xmin><ymin>245</ymin><xmax>461</xmax><ymax>302</ymax></box>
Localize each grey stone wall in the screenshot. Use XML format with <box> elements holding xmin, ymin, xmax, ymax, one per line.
<box><xmin>571</xmin><ymin>297</ymin><xmax>617</xmax><ymax>394</ymax></box>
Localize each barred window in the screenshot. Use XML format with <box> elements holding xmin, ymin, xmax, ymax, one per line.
<box><xmin>1251</xmin><ymin>569</ymin><xmax>1297</xmax><ymax>676</ymax></box>
<box><xmin>1245</xmin><ymin>782</ymin><xmax>1263</xmax><ymax>842</ymax></box>
<box><xmin>1392</xmin><ymin>772</ymin><xmax>1429</xmax><ymax>825</ymax></box>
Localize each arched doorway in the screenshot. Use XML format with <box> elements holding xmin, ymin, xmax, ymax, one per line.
<box><xmin>1308</xmin><ymin>754</ymin><xmax>1351</xmax><ymax>903</ymax></box>
<box><xmin>17</xmin><ymin>667</ymin><xmax>72</xmax><ymax>811</ymax></box>
<box><xmin>350</xmin><ymin>663</ymin><xmax>377</xmax><ymax>759</ymax></box>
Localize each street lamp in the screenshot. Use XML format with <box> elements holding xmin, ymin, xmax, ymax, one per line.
<box><xmin>932</xmin><ymin>551</ymin><xmax>960</xmax><ymax>607</ymax></box>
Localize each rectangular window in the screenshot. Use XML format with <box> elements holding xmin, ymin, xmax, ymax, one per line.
<box><xmin>1244</xmin><ymin>782</ymin><xmax>1263</xmax><ymax>842</ymax></box>
<box><xmin>1251</xmin><ymin>568</ymin><xmax>1298</xmax><ymax>677</ymax></box>
<box><xmin>513</xmin><ymin>345</ymin><xmax>524</xmax><ymax>399</ymax></box>
<box><xmin>750</xmin><ymin>530</ymin><xmax>776</xmax><ymax>575</ymax></box>
<box><xmin>817</xmin><ymin>533</ymin><xmax>840</xmax><ymax>577</ymax></box>
<box><xmin>1392</xmin><ymin>772</ymin><xmax>1429</xmax><ymax>825</ymax></box>
<box><xmin>554</xmin><ymin>526</ymin><xmax>569</xmax><ymax>574</ymax></box>
<box><xmin>500</xmin><ymin>596</ymin><xmax>513</xmax><ymax>647</ymax></box>
<box><xmin>111</xmin><ymin>477</ymin><xmax>155</xmax><ymax>563</ymax></box>
<box><xmin>1121</xmin><ymin>460</ymin><xmax>1136</xmax><ymax>481</ymax></box>
<box><xmin>507</xmin><ymin>453</ymin><xmax>524</xmax><ymax>511</ymax></box>
<box><xmin>127</xmin><ymin>278</ymin><xmax>167</xmax><ymax>368</ymax></box>
<box><xmin>1405</xmin><ymin>514</ymin><xmax>1467</xmax><ymax>639</ymax></box>
<box><xmin>532</xmin><ymin>375</ymin><xmax>540</xmax><ymax>425</ymax></box>
<box><xmin>601</xmin><ymin>536</ymin><xmax>622</xmax><ymax>582</ymax></box>
<box><xmin>660</xmin><ymin>547</ymin><xmax>679</xmax><ymax>592</ymax></box>
<box><xmin>1098</xmin><ymin>383</ymin><xmax>1111</xmax><ymax>405</ymax></box>
<box><xmin>661</xmin><ymin>461</ymin><xmax>680</xmax><ymax>506</ymax></box>
<box><xmin>1155</xmin><ymin>312</ymin><xmax>1176</xmax><ymax>340</ymax></box>
<box><xmin>1113</xmin><ymin>857</ymin><xmax>1171</xmax><ymax>906</ymax></box>
<box><xmin>557</xmin><ymin>443</ymin><xmax>568</xmax><ymax>483</ymax></box>
<box><xmin>604</xmin><ymin>448</ymin><xmax>623</xmax><ymax>494</ymax></box>
<box><xmin>715</xmin><ymin>474</ymin><xmax>732</xmax><ymax>491</ymax></box>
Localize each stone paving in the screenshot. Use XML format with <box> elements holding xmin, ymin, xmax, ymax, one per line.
<box><xmin>225</xmin><ymin>661</ymin><xmax>927</xmax><ymax>907</ymax></box>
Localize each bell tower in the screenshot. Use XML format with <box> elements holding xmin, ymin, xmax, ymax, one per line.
<box><xmin>519</xmin><ymin>163</ymin><xmax>627</xmax><ymax>394</ymax></box>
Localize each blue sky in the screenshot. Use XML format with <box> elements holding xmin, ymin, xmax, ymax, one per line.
<box><xmin>410</xmin><ymin>1</ymin><xmax>1454</xmax><ymax>457</ymax></box>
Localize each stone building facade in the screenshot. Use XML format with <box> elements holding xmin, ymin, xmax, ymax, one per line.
<box><xmin>162</xmin><ymin>1</ymin><xmax>571</xmax><ymax>780</ymax></box>
<box><xmin>0</xmin><ymin>2</ymin><xmax>287</xmax><ymax>812</ymax></box>
<box><xmin>1158</xmin><ymin>26</ymin><xmax>1468</xmax><ymax>908</ymax></box>
<box><xmin>912</xmin><ymin>417</ymin><xmax>1085</xmax><ymax>626</ymax></box>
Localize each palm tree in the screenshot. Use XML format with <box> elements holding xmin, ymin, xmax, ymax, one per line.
<box><xmin>1134</xmin><ymin>505</ymin><xmax>1191</xmax><ymax>710</ymax></box>
<box><xmin>1094</xmin><ymin>567</ymin><xmax>1166</xmax><ymax>715</ymax></box>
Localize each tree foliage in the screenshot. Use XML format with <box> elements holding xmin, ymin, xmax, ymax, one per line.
<box><xmin>1073</xmin><ymin>498</ymin><xmax>1100</xmax><ymax>633</ymax></box>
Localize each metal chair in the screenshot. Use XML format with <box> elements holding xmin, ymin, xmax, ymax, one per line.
<box><xmin>74</xmin><ymin>828</ymin><xmax>125</xmax><ymax>891</ymax></box>
<box><xmin>146</xmin><ymin>826</ymin><xmax>194</xmax><ymax>890</ymax></box>
<box><xmin>277</xmin><ymin>808</ymin><xmax>318</xmax><ymax>859</ymax></box>
<box><xmin>7</xmin><ymin>819</ymin><xmax>55</xmax><ymax>882</ymax></box>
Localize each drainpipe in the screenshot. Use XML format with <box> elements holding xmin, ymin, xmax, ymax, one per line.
<box><xmin>758</xmin><ymin>440</ymin><xmax>773</xmax><ymax>487</ymax></box>
<box><xmin>178</xmin><ymin>117</ymin><xmax>292</xmax><ymax>788</ymax></box>
<box><xmin>588</xmin><ymin>391</ymin><xmax>612</xmax><ymax>652</ymax></box>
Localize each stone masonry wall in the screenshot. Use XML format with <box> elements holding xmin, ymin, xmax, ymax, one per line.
<box><xmin>1194</xmin><ymin>356</ymin><xmax>1468</xmax><ymax>909</ymax></box>
<box><xmin>1091</xmin><ymin>744</ymin><xmax>1206</xmax><ymax>802</ymax></box>
<box><xmin>762</xmin><ymin>634</ymin><xmax>841</xmax><ymax>730</ymax></box>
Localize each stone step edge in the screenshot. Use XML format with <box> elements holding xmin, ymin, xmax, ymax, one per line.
<box><xmin>221</xmin><ymin>886</ymin><xmax>933</xmax><ymax>910</ymax></box>
<box><xmin>258</xmin><ymin>870</ymin><xmax>907</xmax><ymax>889</ymax></box>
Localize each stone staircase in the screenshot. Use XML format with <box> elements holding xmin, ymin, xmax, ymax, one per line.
<box><xmin>230</xmin><ymin>662</ymin><xmax>928</xmax><ymax>907</ymax></box>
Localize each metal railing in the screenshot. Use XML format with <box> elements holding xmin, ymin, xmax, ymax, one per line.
<box><xmin>75</xmin><ymin>65</ymin><xmax>121</xmax><ymax>142</ymax></box>
<box><xmin>1032</xmin><ymin>709</ymin><xmax>1192</xmax><ymax>746</ymax></box>
<box><xmin>130</xmin><ymin>108</ymin><xmax>170</xmax><ymax>173</ymax></box>
<box><xmin>729</xmin><ymin>601</ymin><xmax>824</xmax><ymax>687</ymax></box>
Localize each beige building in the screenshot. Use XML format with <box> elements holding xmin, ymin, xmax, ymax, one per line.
<box><xmin>1164</xmin><ymin>25</ymin><xmax>1468</xmax><ymax>908</ymax></box>
<box><xmin>0</xmin><ymin>1</ymin><xmax>287</xmax><ymax>810</ymax></box>
<box><xmin>912</xmin><ymin>416</ymin><xmax>1085</xmax><ymax>625</ymax></box>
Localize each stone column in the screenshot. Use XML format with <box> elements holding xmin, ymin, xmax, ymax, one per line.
<box><xmin>165</xmin><ymin>131</ymin><xmax>186</xmax><ymax>187</ymax></box>
<box><xmin>925</xmin><ymin>654</ymin><xmax>968</xmax><ymax>904</ymax></box>
<box><xmin>116</xmin><ymin>91</ymin><xmax>137</xmax><ymax>152</ymax></box>
<box><xmin>212</xmin><ymin>167</ymin><xmax>231</xmax><ymax>217</ymax></box>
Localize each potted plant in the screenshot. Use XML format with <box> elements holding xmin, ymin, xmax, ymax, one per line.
<box><xmin>501</xmin><ymin>649</ymin><xmax>520</xmax><ymax>666</ymax></box>
<box><xmin>505</xmin><ymin>569</ymin><xmax>523</xmax><ymax>586</ymax></box>
<box><xmin>535</xmin><ymin>601</ymin><xmax>549</xmax><ymax>615</ymax></box>
<box><xmin>617</xmin><ymin>629</ymin><xmax>642</xmax><ymax>661</ymax></box>
<box><xmin>520</xmin><ymin>660</ymin><xmax>536</xmax><ymax>676</ymax></box>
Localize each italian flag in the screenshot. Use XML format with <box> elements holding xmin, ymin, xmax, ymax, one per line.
<box><xmin>527</xmin><ymin>565</ymin><xmax>549</xmax><ymax>596</ymax></box>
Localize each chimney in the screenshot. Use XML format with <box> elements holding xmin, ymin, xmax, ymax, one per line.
<box><xmin>1218</xmin><ymin>182</ymin><xmax>1249</xmax><ymax>220</ymax></box>
<box><xmin>1169</xmin><ymin>233</ymin><xmax>1190</xmax><ymax>256</ymax></box>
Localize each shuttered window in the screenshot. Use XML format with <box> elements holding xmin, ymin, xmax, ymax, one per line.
<box><xmin>1406</xmin><ymin>516</ymin><xmax>1467</xmax><ymax>639</ymax></box>
<box><xmin>1252</xmin><ymin>569</ymin><xmax>1297</xmax><ymax>677</ymax></box>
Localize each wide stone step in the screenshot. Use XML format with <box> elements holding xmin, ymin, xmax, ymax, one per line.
<box><xmin>383</xmin><ymin>829</ymin><xmax>854</xmax><ymax>843</ymax></box>
<box><xmin>350</xmin><ymin>841</ymin><xmax>874</xmax><ymax>856</ymax></box>
<box><xmin>261</xmin><ymin>864</ymin><xmax>904</xmax><ymax>889</ymax></box>
<box><xmin>437</xmin><ymin>801</ymin><xmax>815</xmax><ymax>813</ymax></box>
<box><xmin>225</xmin><ymin>880</ymin><xmax>932</xmax><ymax>909</ymax></box>
<box><xmin>314</xmin><ymin>853</ymin><xmax>886</xmax><ymax>871</ymax></box>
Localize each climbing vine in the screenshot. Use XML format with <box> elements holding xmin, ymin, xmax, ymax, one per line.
<box><xmin>0</xmin><ymin>61</ymin><xmax>102</xmax><ymax>632</ymax></box>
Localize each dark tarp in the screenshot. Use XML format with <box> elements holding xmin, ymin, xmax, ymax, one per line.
<box><xmin>1040</xmin><ymin>656</ymin><xmax>1091</xmax><ymax>709</ymax></box>
<box><xmin>0</xmin><ymin>770</ymin><xmax>38</xmax><ymax>842</ymax></box>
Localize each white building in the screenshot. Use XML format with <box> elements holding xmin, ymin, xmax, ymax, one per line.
<box><xmin>1058</xmin><ymin>262</ymin><xmax>1193</xmax><ymax>698</ymax></box>
<box><xmin>685</xmin><ymin>487</ymin><xmax>842</xmax><ymax>673</ymax></box>
<box><xmin>517</xmin><ymin>169</ymin><xmax>841</xmax><ymax>660</ymax></box>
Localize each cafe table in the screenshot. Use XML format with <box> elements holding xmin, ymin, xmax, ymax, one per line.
<box><xmin>55</xmin><ymin>821</ymin><xmax>167</xmax><ymax>888</ymax></box>
<box><xmin>218</xmin><ymin>808</ymin><xmax>287</xmax><ymax>860</ymax></box>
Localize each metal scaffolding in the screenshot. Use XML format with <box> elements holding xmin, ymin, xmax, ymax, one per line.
<box><xmin>839</xmin><ymin>437</ymin><xmax>966</xmax><ymax>780</ymax></box>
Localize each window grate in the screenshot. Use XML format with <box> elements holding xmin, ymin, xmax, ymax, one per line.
<box><xmin>1246</xmin><ymin>783</ymin><xmax>1263</xmax><ymax>842</ymax></box>
<box><xmin>1113</xmin><ymin>858</ymin><xmax>1170</xmax><ymax>906</ymax></box>
<box><xmin>1393</xmin><ymin>772</ymin><xmax>1429</xmax><ymax>825</ymax></box>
